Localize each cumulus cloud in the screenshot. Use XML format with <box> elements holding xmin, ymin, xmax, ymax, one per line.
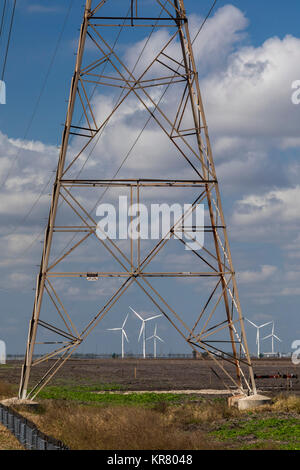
<box><xmin>237</xmin><ymin>265</ymin><xmax>277</xmax><ymax>284</ymax></box>
<box><xmin>203</xmin><ymin>34</ymin><xmax>300</xmax><ymax>139</ymax></box>
<box><xmin>231</xmin><ymin>186</ymin><xmax>300</xmax><ymax>241</ymax></box>
<box><xmin>0</xmin><ymin>4</ymin><xmax>300</xmax><ymax>348</ymax></box>
<box><xmin>189</xmin><ymin>5</ymin><xmax>248</xmax><ymax>71</ymax></box>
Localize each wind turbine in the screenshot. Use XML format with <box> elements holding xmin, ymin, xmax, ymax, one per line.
<box><xmin>245</xmin><ymin>318</ymin><xmax>272</xmax><ymax>358</ymax></box>
<box><xmin>146</xmin><ymin>324</ymin><xmax>164</xmax><ymax>358</ymax></box>
<box><xmin>129</xmin><ymin>306</ymin><xmax>162</xmax><ymax>358</ymax></box>
<box><xmin>262</xmin><ymin>322</ymin><xmax>282</xmax><ymax>354</ymax></box>
<box><xmin>107</xmin><ymin>314</ymin><xmax>129</xmax><ymax>359</ymax></box>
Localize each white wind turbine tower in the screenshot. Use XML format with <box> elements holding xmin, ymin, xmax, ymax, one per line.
<box><xmin>262</xmin><ymin>322</ymin><xmax>282</xmax><ymax>355</ymax></box>
<box><xmin>245</xmin><ymin>319</ymin><xmax>273</xmax><ymax>358</ymax></box>
<box><xmin>107</xmin><ymin>314</ymin><xmax>129</xmax><ymax>359</ymax></box>
<box><xmin>129</xmin><ymin>306</ymin><xmax>162</xmax><ymax>358</ymax></box>
<box><xmin>147</xmin><ymin>324</ymin><xmax>164</xmax><ymax>358</ymax></box>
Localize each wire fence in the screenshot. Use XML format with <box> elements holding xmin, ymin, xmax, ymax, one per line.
<box><xmin>6</xmin><ymin>353</ymin><xmax>197</xmax><ymax>360</ymax></box>
<box><xmin>0</xmin><ymin>403</ymin><xmax>69</xmax><ymax>450</ymax></box>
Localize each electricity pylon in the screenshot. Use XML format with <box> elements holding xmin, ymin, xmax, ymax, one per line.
<box><xmin>19</xmin><ymin>0</ymin><xmax>256</xmax><ymax>400</ymax></box>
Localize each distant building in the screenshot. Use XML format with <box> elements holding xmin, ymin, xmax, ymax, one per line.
<box><xmin>263</xmin><ymin>352</ymin><xmax>281</xmax><ymax>358</ymax></box>
<box><xmin>192</xmin><ymin>350</ymin><xmax>205</xmax><ymax>359</ymax></box>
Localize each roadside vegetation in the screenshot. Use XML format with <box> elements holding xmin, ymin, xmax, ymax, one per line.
<box><xmin>38</xmin><ymin>385</ymin><xmax>192</xmax><ymax>406</ymax></box>
<box><xmin>0</xmin><ymin>380</ymin><xmax>299</xmax><ymax>450</ymax></box>
<box><xmin>0</xmin><ymin>423</ymin><xmax>24</xmax><ymax>450</ymax></box>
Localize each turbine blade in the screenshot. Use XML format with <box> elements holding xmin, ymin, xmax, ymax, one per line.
<box><xmin>259</xmin><ymin>321</ymin><xmax>272</xmax><ymax>329</ymax></box>
<box><xmin>262</xmin><ymin>334</ymin><xmax>272</xmax><ymax>340</ymax></box>
<box><xmin>129</xmin><ymin>306</ymin><xmax>143</xmax><ymax>321</ymax></box>
<box><xmin>246</xmin><ymin>318</ymin><xmax>257</xmax><ymax>328</ymax></box>
<box><xmin>138</xmin><ymin>322</ymin><xmax>145</xmax><ymax>341</ymax></box>
<box><xmin>107</xmin><ymin>328</ymin><xmax>121</xmax><ymax>331</ymax></box>
<box><xmin>156</xmin><ymin>335</ymin><xmax>164</xmax><ymax>343</ymax></box>
<box><xmin>273</xmin><ymin>335</ymin><xmax>282</xmax><ymax>342</ymax></box>
<box><xmin>122</xmin><ymin>329</ymin><xmax>129</xmax><ymax>343</ymax></box>
<box><xmin>146</xmin><ymin>335</ymin><xmax>154</xmax><ymax>341</ymax></box>
<box><xmin>145</xmin><ymin>314</ymin><xmax>162</xmax><ymax>322</ymax></box>
<box><xmin>122</xmin><ymin>314</ymin><xmax>129</xmax><ymax>328</ymax></box>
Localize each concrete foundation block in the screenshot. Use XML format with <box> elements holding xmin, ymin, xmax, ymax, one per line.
<box><xmin>1</xmin><ymin>397</ymin><xmax>40</xmax><ymax>410</ymax></box>
<box><xmin>228</xmin><ymin>393</ymin><xmax>272</xmax><ymax>410</ymax></box>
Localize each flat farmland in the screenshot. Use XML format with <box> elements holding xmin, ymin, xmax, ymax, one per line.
<box><xmin>0</xmin><ymin>358</ymin><xmax>299</xmax><ymax>395</ymax></box>
<box><xmin>0</xmin><ymin>358</ymin><xmax>299</xmax><ymax>450</ymax></box>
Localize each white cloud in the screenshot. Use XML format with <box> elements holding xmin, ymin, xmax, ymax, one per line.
<box><xmin>27</xmin><ymin>5</ymin><xmax>62</xmax><ymax>14</ymax></box>
<box><xmin>123</xmin><ymin>5</ymin><xmax>248</xmax><ymax>77</ymax></box>
<box><xmin>285</xmin><ymin>234</ymin><xmax>300</xmax><ymax>259</ymax></box>
<box><xmin>1</xmin><ymin>3</ymin><xmax>300</xmax><ymax>318</ymax></box>
<box><xmin>189</xmin><ymin>5</ymin><xmax>248</xmax><ymax>70</ymax></box>
<box><xmin>203</xmin><ymin>34</ymin><xmax>300</xmax><ymax>142</ymax></box>
<box><xmin>231</xmin><ymin>186</ymin><xmax>300</xmax><ymax>242</ymax></box>
<box><xmin>281</xmin><ymin>287</ymin><xmax>300</xmax><ymax>296</ymax></box>
<box><xmin>238</xmin><ymin>265</ymin><xmax>277</xmax><ymax>284</ymax></box>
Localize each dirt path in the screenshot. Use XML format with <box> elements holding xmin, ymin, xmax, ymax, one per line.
<box><xmin>95</xmin><ymin>389</ymin><xmax>233</xmax><ymax>395</ymax></box>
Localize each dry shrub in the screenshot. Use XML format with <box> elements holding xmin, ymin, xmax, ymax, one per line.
<box><xmin>32</xmin><ymin>401</ymin><xmax>219</xmax><ymax>450</ymax></box>
<box><xmin>165</xmin><ymin>400</ymin><xmax>238</xmax><ymax>426</ymax></box>
<box><xmin>272</xmin><ymin>394</ymin><xmax>300</xmax><ymax>414</ymax></box>
<box><xmin>0</xmin><ymin>381</ymin><xmax>15</xmax><ymax>399</ymax></box>
<box><xmin>0</xmin><ymin>424</ymin><xmax>24</xmax><ymax>450</ymax></box>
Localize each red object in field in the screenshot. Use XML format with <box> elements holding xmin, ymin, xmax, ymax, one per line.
<box><xmin>254</xmin><ymin>373</ymin><xmax>298</xmax><ymax>379</ymax></box>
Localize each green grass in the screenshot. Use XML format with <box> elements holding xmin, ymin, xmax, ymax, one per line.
<box><xmin>38</xmin><ymin>384</ymin><xmax>189</xmax><ymax>406</ymax></box>
<box><xmin>26</xmin><ymin>385</ymin><xmax>300</xmax><ymax>450</ymax></box>
<box><xmin>211</xmin><ymin>416</ymin><xmax>300</xmax><ymax>450</ymax></box>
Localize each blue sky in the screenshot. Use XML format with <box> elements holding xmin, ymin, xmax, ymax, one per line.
<box><xmin>0</xmin><ymin>0</ymin><xmax>300</xmax><ymax>360</ymax></box>
<box><xmin>2</xmin><ymin>0</ymin><xmax>300</xmax><ymax>142</ymax></box>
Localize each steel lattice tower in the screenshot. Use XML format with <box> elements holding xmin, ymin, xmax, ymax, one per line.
<box><xmin>19</xmin><ymin>0</ymin><xmax>256</xmax><ymax>400</ymax></box>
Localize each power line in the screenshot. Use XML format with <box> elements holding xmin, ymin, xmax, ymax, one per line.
<box><xmin>52</xmin><ymin>0</ymin><xmax>218</xmax><ymax>263</ymax></box>
<box><xmin>2</xmin><ymin>1</ymin><xmax>75</xmax><ymax>243</ymax></box>
<box><xmin>18</xmin><ymin>6</ymin><xmax>133</xmax><ymax>260</ymax></box>
<box><xmin>9</xmin><ymin>0</ymin><xmax>219</xmax><ymax>259</ymax></box>
<box><xmin>72</xmin><ymin>4</ymin><xmax>132</xmax><ymax>177</ymax></box>
<box><xmin>0</xmin><ymin>0</ymin><xmax>7</xmax><ymax>40</ymax></box>
<box><xmin>52</xmin><ymin>1</ymin><xmax>169</xmax><ymax>261</ymax></box>
<box><xmin>92</xmin><ymin>0</ymin><xmax>219</xmax><ymax>201</ymax></box>
<box><xmin>192</xmin><ymin>0</ymin><xmax>218</xmax><ymax>45</ymax></box>
<box><xmin>4</xmin><ymin>0</ymin><xmax>123</xmax><ymax>257</ymax></box>
<box><xmin>0</xmin><ymin>0</ymin><xmax>74</xmax><ymax>191</ymax></box>
<box><xmin>1</xmin><ymin>0</ymin><xmax>16</xmax><ymax>81</ymax></box>
<box><xmin>93</xmin><ymin>0</ymin><xmax>219</xmax><ymax>190</ymax></box>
